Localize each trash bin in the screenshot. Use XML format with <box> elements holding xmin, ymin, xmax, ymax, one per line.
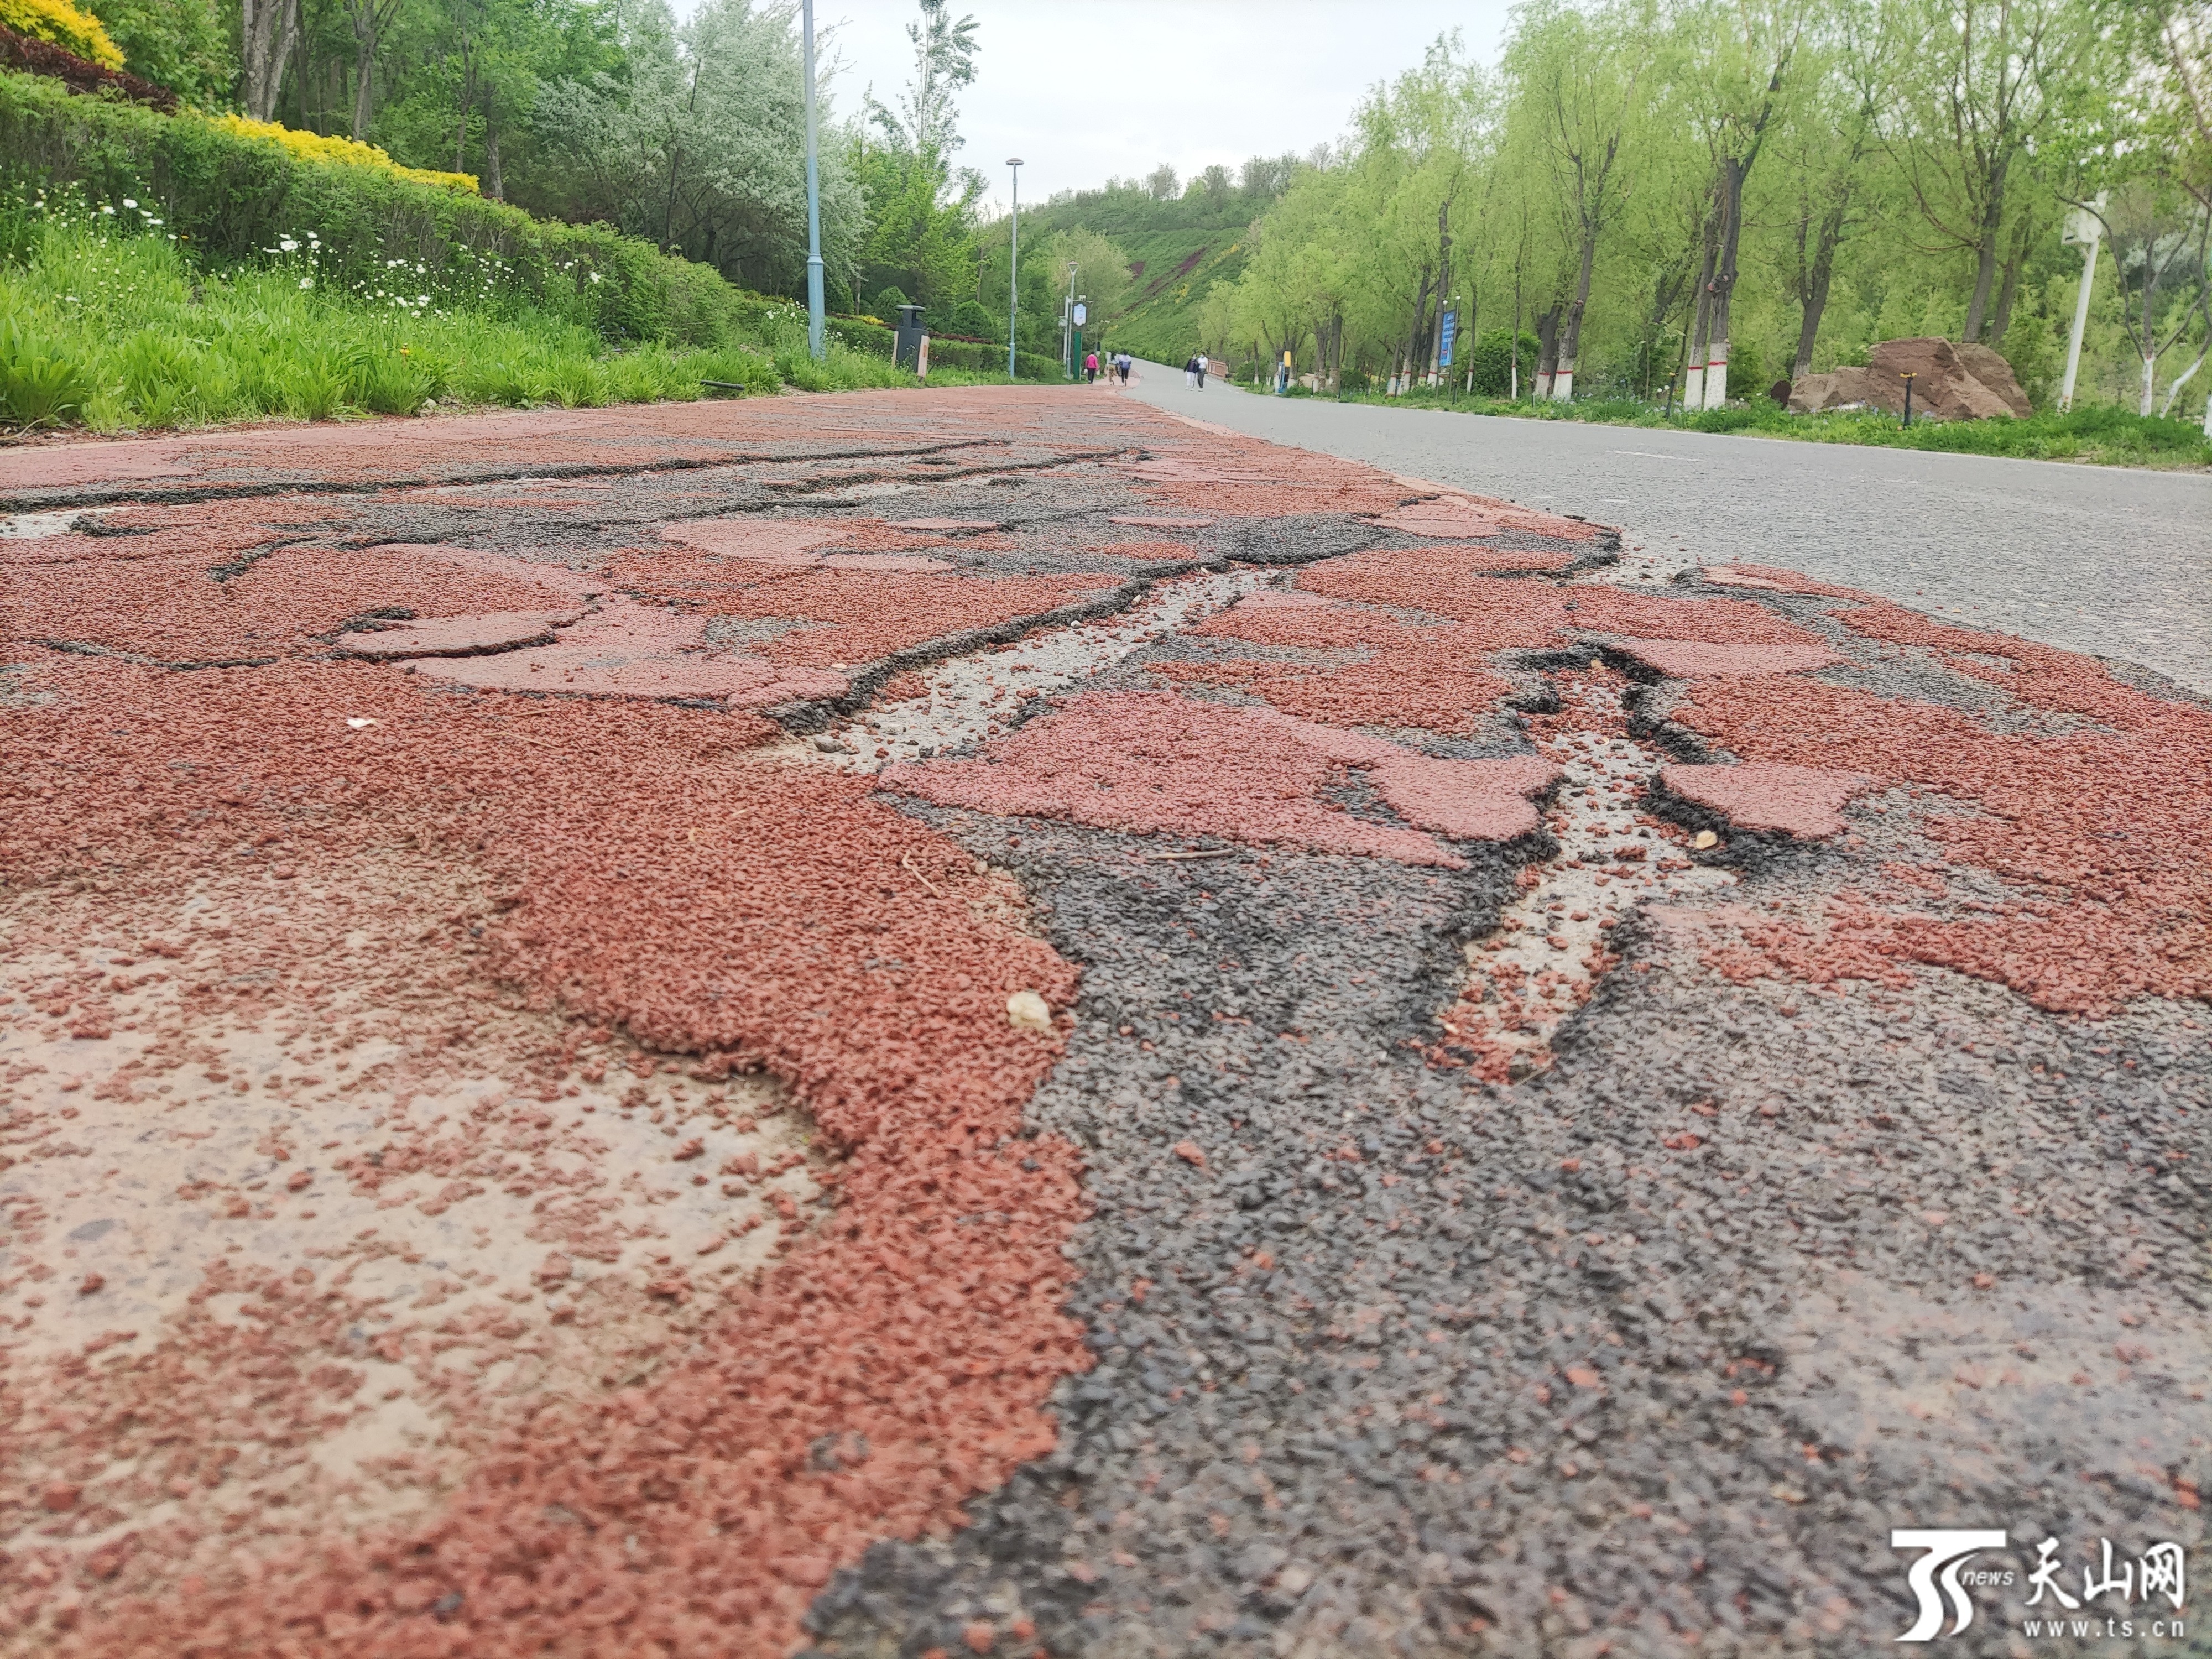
<box><xmin>894</xmin><ymin>305</ymin><xmax>929</xmax><ymax>376</ymax></box>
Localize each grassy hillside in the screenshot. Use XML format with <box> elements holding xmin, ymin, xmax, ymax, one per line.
<box><xmin>1016</xmin><ymin>181</ymin><xmax>1268</xmax><ymax>363</ymax></box>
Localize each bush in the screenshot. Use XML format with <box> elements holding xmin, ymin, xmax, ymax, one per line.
<box><xmin>870</xmin><ymin>284</ymin><xmax>909</xmax><ymax>318</ymax></box>
<box><xmin>0</xmin><ymin>68</ymin><xmax>780</xmax><ymax>351</ymax></box>
<box><xmin>208</xmin><ymin>114</ymin><xmax>479</xmax><ymax>195</ymax></box>
<box><xmin>951</xmin><ymin>298</ymin><xmax>994</xmax><ymax>336</ymax></box>
<box><xmin>0</xmin><ymin>0</ymin><xmax>118</xmax><ymax>67</ymax></box>
<box><xmin>1467</xmin><ymin>327</ymin><xmax>1536</xmax><ymax>397</ymax></box>
<box><xmin>0</xmin><ymin>22</ymin><xmax>169</xmax><ymax>106</ymax></box>
<box><xmin>77</xmin><ymin>0</ymin><xmax>228</xmax><ymax>104</ymax></box>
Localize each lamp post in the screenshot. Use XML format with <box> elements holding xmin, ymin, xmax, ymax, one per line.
<box><xmin>2058</xmin><ymin>196</ymin><xmax>2104</xmax><ymax>414</ymax></box>
<box><xmin>801</xmin><ymin>0</ymin><xmax>824</xmax><ymax>361</ymax></box>
<box><xmin>1064</xmin><ymin>260</ymin><xmax>1077</xmax><ymax>380</ymax></box>
<box><xmin>1005</xmin><ymin>158</ymin><xmax>1023</xmax><ymax>381</ymax></box>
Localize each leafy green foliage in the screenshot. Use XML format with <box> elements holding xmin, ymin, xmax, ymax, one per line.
<box><xmin>0</xmin><ymin>192</ymin><xmax>1057</xmax><ymax>435</ymax></box>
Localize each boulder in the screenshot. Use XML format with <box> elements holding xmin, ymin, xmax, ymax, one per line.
<box><xmin>1788</xmin><ymin>366</ymin><xmax>1890</xmax><ymax>416</ymax></box>
<box><xmin>1788</xmin><ymin>337</ymin><xmax>2031</xmax><ymax>420</ymax></box>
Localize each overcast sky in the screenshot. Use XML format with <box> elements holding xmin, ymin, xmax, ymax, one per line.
<box><xmin>790</xmin><ymin>1</ymin><xmax>1519</xmax><ymax>209</ymax></box>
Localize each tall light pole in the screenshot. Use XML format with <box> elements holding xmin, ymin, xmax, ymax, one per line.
<box><xmin>2057</xmin><ymin>196</ymin><xmax>2105</xmax><ymax>414</ymax></box>
<box><xmin>1064</xmin><ymin>260</ymin><xmax>1077</xmax><ymax>379</ymax></box>
<box><xmin>1005</xmin><ymin>158</ymin><xmax>1023</xmax><ymax>381</ymax></box>
<box><xmin>801</xmin><ymin>0</ymin><xmax>825</xmax><ymax>361</ymax></box>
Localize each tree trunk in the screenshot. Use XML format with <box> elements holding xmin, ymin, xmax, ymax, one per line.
<box><xmin>2140</xmin><ymin>355</ymin><xmax>2157</xmax><ymax>418</ymax></box>
<box><xmin>1704</xmin><ymin>156</ymin><xmax>1746</xmax><ymax>409</ymax></box>
<box><xmin>1792</xmin><ymin>204</ymin><xmax>1844</xmax><ymax>381</ymax></box>
<box><xmin>483</xmin><ymin>117</ymin><xmax>503</xmax><ymax>200</ymax></box>
<box><xmin>1556</xmin><ymin>227</ymin><xmax>1598</xmax><ymax>401</ymax></box>
<box><xmin>1989</xmin><ymin>214</ymin><xmax>2032</xmax><ymax>345</ymax></box>
<box><xmin>1684</xmin><ymin>226</ymin><xmax>1716</xmax><ymax>412</ymax></box>
<box><xmin>351</xmin><ymin>24</ymin><xmax>374</xmax><ymax>139</ymax></box>
<box><xmin>1962</xmin><ymin>156</ymin><xmax>2008</xmax><ymax>342</ymax></box>
<box><xmin>1534</xmin><ymin>303</ymin><xmax>1561</xmax><ymax>400</ymax></box>
<box><xmin>242</xmin><ymin>0</ymin><xmax>300</xmax><ymax>121</ymax></box>
<box><xmin>1404</xmin><ymin>269</ymin><xmax>1436</xmax><ymax>397</ymax></box>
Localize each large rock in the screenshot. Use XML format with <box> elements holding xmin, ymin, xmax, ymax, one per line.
<box><xmin>1788</xmin><ymin>337</ymin><xmax>2031</xmax><ymax>420</ymax></box>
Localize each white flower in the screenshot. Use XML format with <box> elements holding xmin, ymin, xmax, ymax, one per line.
<box><xmin>418</xmin><ymin>294</ymin><xmax>429</xmax><ymax>305</ymax></box>
<box><xmin>101</xmin><ymin>204</ymin><xmax>114</xmax><ymax>215</ymax></box>
<box><xmin>279</xmin><ymin>238</ymin><xmax>299</xmax><ymax>252</ymax></box>
<box><xmin>300</xmin><ymin>276</ymin><xmax>314</xmax><ymax>289</ymax></box>
<box><xmin>589</xmin><ymin>271</ymin><xmax>602</xmax><ymax>284</ymax></box>
<box><xmin>122</xmin><ymin>197</ymin><xmax>138</xmax><ymax>208</ymax></box>
<box><xmin>146</xmin><ymin>217</ymin><xmax>161</xmax><ymax>226</ymax></box>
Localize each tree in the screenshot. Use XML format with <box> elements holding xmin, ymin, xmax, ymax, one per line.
<box><xmin>533</xmin><ymin>0</ymin><xmax>862</xmax><ymax>295</ymax></box>
<box><xmin>91</xmin><ymin>0</ymin><xmax>233</xmax><ymax>104</ymax></box>
<box><xmin>851</xmin><ymin>0</ymin><xmax>987</xmax><ymax>317</ymax></box>
<box><xmin>1145</xmin><ymin>163</ymin><xmax>1179</xmax><ymax>200</ymax></box>
<box><xmin>241</xmin><ymin>0</ymin><xmax>299</xmax><ymax>119</ymax></box>
<box><xmin>874</xmin><ymin>0</ymin><xmax>977</xmax><ymax>155</ymax></box>
<box><xmin>1885</xmin><ymin>0</ymin><xmax>2093</xmax><ymax>342</ymax></box>
<box><xmin>1674</xmin><ymin>0</ymin><xmax>1808</xmax><ymax>407</ymax></box>
<box><xmin>1776</xmin><ymin>0</ymin><xmax>1894</xmax><ymax>378</ymax></box>
<box><xmin>1511</xmin><ymin>0</ymin><xmax>1649</xmax><ymax>399</ymax></box>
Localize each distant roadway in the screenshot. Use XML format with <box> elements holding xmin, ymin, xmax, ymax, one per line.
<box><xmin>1121</xmin><ymin>361</ymin><xmax>2212</xmax><ymax>694</ymax></box>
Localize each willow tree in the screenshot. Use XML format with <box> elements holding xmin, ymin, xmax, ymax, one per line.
<box><xmin>1673</xmin><ymin>0</ymin><xmax>1809</xmax><ymax>407</ymax></box>
<box><xmin>1509</xmin><ymin>0</ymin><xmax>1652</xmax><ymax>398</ymax></box>
<box><xmin>1884</xmin><ymin>0</ymin><xmax>2093</xmax><ymax>343</ymax></box>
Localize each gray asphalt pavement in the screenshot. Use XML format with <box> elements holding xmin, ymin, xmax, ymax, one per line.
<box><xmin>1123</xmin><ymin>363</ymin><xmax>2212</xmax><ymax>694</ymax></box>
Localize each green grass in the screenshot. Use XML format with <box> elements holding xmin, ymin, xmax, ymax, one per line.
<box><xmin>1271</xmin><ymin>379</ymin><xmax>2212</xmax><ymax>469</ymax></box>
<box><xmin>0</xmin><ymin>202</ymin><xmax>1056</xmax><ymax>435</ymax></box>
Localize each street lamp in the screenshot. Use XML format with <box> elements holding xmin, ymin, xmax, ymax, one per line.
<box><xmin>1005</xmin><ymin>158</ymin><xmax>1023</xmax><ymax>382</ymax></box>
<box><xmin>1064</xmin><ymin>260</ymin><xmax>1077</xmax><ymax>379</ymax></box>
<box><xmin>801</xmin><ymin>0</ymin><xmax>824</xmax><ymax>361</ymax></box>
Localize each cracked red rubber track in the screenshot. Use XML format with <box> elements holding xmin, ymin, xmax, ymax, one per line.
<box><xmin>4</xmin><ymin>387</ymin><xmax>2206</xmax><ymax>1657</ymax></box>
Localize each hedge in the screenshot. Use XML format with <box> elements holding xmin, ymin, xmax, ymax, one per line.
<box><xmin>826</xmin><ymin>313</ymin><xmax>1060</xmax><ymax>380</ymax></box>
<box><xmin>0</xmin><ymin>67</ymin><xmax>786</xmax><ymax>348</ymax></box>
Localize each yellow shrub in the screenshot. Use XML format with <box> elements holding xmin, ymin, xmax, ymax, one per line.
<box><xmin>208</xmin><ymin>114</ymin><xmax>481</xmax><ymax>195</ymax></box>
<box><xmin>0</xmin><ymin>0</ymin><xmax>125</xmax><ymax>69</ymax></box>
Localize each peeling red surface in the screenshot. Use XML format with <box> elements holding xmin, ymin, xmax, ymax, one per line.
<box><xmin>1669</xmin><ymin>581</ymin><xmax>2212</xmax><ymax>1013</ymax></box>
<box><xmin>406</xmin><ymin>602</ymin><xmax>848</xmax><ymax>703</ymax></box>
<box><xmin>1613</xmin><ymin>638</ymin><xmax>1845</xmax><ymax>677</ymax></box>
<box><xmin>1700</xmin><ymin>563</ymin><xmax>1876</xmax><ymax>600</ymax></box>
<box><xmin>1297</xmin><ymin>563</ymin><xmax>1823</xmax><ymax>649</ymax></box>
<box><xmin>882</xmin><ymin>691</ymin><xmax>1551</xmax><ymax>865</ymax></box>
<box><xmin>1660</xmin><ymin>763</ymin><xmax>1872</xmax><ymax>837</ymax></box>
<box><xmin>1161</xmin><ymin>599</ymin><xmax>1513</xmax><ymax>734</ymax></box>
<box><xmin>336</xmin><ymin>609</ymin><xmax>575</xmax><ymax>660</ymax></box>
<box><xmin>2</xmin><ymin>529</ymin><xmax>586</xmax><ymax>662</ymax></box>
<box><xmin>3</xmin><ymin>653</ymin><xmax>1093</xmax><ymax>1657</ymax></box>
<box><xmin>1107</xmin><ymin>515</ymin><xmax>1214</xmax><ymax>529</ymax></box>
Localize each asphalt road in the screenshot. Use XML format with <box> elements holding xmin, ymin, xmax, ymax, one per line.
<box><xmin>1124</xmin><ymin>363</ymin><xmax>2212</xmax><ymax>694</ymax></box>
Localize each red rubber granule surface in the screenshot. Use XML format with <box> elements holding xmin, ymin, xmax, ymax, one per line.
<box><xmin>1671</xmin><ymin>603</ymin><xmax>2212</xmax><ymax>1013</ymax></box>
<box><xmin>3</xmin><ymin>517</ymin><xmax>587</xmax><ymax>664</ymax></box>
<box><xmin>1660</xmin><ymin>763</ymin><xmax>1872</xmax><ymax>837</ymax></box>
<box><xmin>599</xmin><ymin>551</ymin><xmax>1123</xmax><ymax>671</ymax></box>
<box><xmin>1296</xmin><ymin>562</ymin><xmax>1824</xmax><ymax>650</ymax></box>
<box><xmin>1158</xmin><ymin>599</ymin><xmax>1514</xmax><ymax>734</ymax></box>
<box><xmin>881</xmin><ymin>691</ymin><xmax>1551</xmax><ymax>865</ymax></box>
<box><xmin>3</xmin><ymin>654</ymin><xmax>1094</xmax><ymax>1656</ymax></box>
<box><xmin>1611</xmin><ymin>638</ymin><xmax>1846</xmax><ymax>677</ymax></box>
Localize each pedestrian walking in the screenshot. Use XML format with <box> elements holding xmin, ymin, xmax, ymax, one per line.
<box><xmin>1118</xmin><ymin>352</ymin><xmax>1131</xmax><ymax>384</ymax></box>
<box><xmin>1184</xmin><ymin>356</ymin><xmax>1198</xmax><ymax>389</ymax></box>
<box><xmin>1084</xmin><ymin>349</ymin><xmax>1099</xmax><ymax>384</ymax></box>
<box><xmin>1195</xmin><ymin>353</ymin><xmax>1208</xmax><ymax>389</ymax></box>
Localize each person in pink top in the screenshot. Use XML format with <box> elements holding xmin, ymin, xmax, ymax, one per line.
<box><xmin>1084</xmin><ymin>350</ymin><xmax>1099</xmax><ymax>383</ymax></box>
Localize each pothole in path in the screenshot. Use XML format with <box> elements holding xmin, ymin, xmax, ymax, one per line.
<box><xmin>801</xmin><ymin>569</ymin><xmax>1259</xmax><ymax>770</ymax></box>
<box><xmin>1433</xmin><ymin>670</ymin><xmax>1735</xmax><ymax>1081</ymax></box>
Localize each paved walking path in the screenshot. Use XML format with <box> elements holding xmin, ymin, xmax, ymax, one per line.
<box><xmin>2</xmin><ymin>389</ymin><xmax>2204</xmax><ymax>1657</ymax></box>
